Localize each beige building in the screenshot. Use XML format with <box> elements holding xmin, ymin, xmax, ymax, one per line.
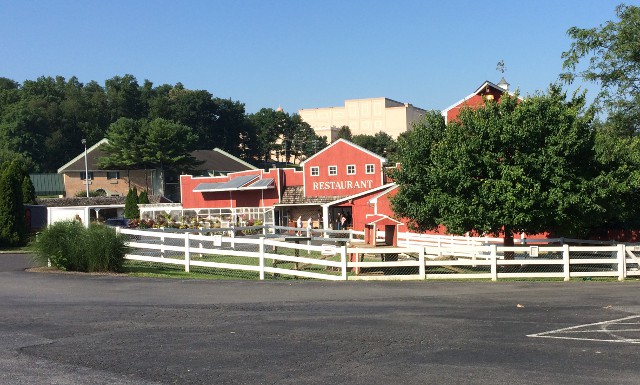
<box><xmin>299</xmin><ymin>97</ymin><xmax>426</xmax><ymax>141</ymax></box>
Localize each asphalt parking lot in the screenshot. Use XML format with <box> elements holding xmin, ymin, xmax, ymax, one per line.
<box><xmin>2</xmin><ymin>253</ymin><xmax>639</xmax><ymax>385</ymax></box>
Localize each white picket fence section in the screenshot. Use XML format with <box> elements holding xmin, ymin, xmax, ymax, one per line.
<box><xmin>119</xmin><ymin>227</ymin><xmax>640</xmax><ymax>281</ymax></box>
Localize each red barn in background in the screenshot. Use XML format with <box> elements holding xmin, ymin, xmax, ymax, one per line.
<box><xmin>442</xmin><ymin>78</ymin><xmax>518</xmax><ymax>123</ymax></box>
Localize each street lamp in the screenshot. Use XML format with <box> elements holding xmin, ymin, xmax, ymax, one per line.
<box><xmin>81</xmin><ymin>138</ymin><xmax>89</xmax><ymax>198</ymax></box>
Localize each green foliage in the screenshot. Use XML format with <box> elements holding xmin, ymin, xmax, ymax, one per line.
<box><xmin>336</xmin><ymin>126</ymin><xmax>352</xmax><ymax>141</ymax></box>
<box><xmin>124</xmin><ymin>187</ymin><xmax>140</xmax><ymax>219</ymax></box>
<box><xmin>0</xmin><ymin>160</ymin><xmax>28</xmax><ymax>246</ymax></box>
<box><xmin>352</xmin><ymin>131</ymin><xmax>397</xmax><ymax>159</ymax></box>
<box><xmin>74</xmin><ymin>189</ymin><xmax>107</xmax><ymax>198</ymax></box>
<box><xmin>0</xmin><ymin>75</ymin><xmax>251</xmax><ymax>173</ymax></box>
<box><xmin>391</xmin><ymin>87</ymin><xmax>602</xmax><ymax>240</ymax></box>
<box><xmin>138</xmin><ymin>189</ymin><xmax>150</xmax><ymax>204</ymax></box>
<box><xmin>21</xmin><ymin>175</ymin><xmax>36</xmax><ymax>204</ymax></box>
<box><xmin>561</xmin><ymin>4</ymin><xmax>640</xmax><ymax>131</ymax></box>
<box><xmin>34</xmin><ymin>220</ymin><xmax>127</xmax><ymax>272</ymax></box>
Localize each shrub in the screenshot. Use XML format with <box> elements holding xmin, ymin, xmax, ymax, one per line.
<box><xmin>84</xmin><ymin>225</ymin><xmax>128</xmax><ymax>272</ymax></box>
<box><xmin>34</xmin><ymin>221</ymin><xmax>128</xmax><ymax>272</ymax></box>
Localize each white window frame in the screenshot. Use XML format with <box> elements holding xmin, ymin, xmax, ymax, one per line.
<box><xmin>328</xmin><ymin>165</ymin><xmax>338</xmax><ymax>176</ymax></box>
<box><xmin>80</xmin><ymin>171</ymin><xmax>94</xmax><ymax>181</ymax></box>
<box><xmin>346</xmin><ymin>164</ymin><xmax>356</xmax><ymax>175</ymax></box>
<box><xmin>365</xmin><ymin>164</ymin><xmax>375</xmax><ymax>174</ymax></box>
<box><xmin>310</xmin><ymin>166</ymin><xmax>319</xmax><ymax>176</ymax></box>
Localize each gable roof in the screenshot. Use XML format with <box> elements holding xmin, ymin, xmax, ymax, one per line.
<box><xmin>58</xmin><ymin>139</ymin><xmax>256</xmax><ymax>174</ymax></box>
<box><xmin>441</xmin><ymin>80</ymin><xmax>521</xmax><ymax>118</ymax></box>
<box><xmin>57</xmin><ymin>138</ymin><xmax>109</xmax><ymax>173</ymax></box>
<box><xmin>301</xmin><ymin>138</ymin><xmax>387</xmax><ymax>166</ymax></box>
<box><xmin>191</xmin><ymin>148</ymin><xmax>257</xmax><ymax>173</ymax></box>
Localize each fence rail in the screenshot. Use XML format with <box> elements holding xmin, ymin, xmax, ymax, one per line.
<box><xmin>118</xmin><ymin>226</ymin><xmax>640</xmax><ymax>281</ymax></box>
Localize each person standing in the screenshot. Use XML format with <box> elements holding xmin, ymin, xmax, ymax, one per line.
<box><xmin>296</xmin><ymin>216</ymin><xmax>302</xmax><ymax>235</ymax></box>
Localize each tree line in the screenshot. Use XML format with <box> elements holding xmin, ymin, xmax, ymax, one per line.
<box><xmin>0</xmin><ymin>75</ymin><xmax>329</xmax><ymax>173</ymax></box>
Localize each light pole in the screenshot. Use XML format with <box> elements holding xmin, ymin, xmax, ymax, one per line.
<box><xmin>81</xmin><ymin>138</ymin><xmax>89</xmax><ymax>198</ymax></box>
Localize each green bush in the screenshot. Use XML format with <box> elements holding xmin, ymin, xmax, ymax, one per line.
<box><xmin>34</xmin><ymin>221</ymin><xmax>128</xmax><ymax>272</ymax></box>
<box><xmin>84</xmin><ymin>225</ymin><xmax>128</xmax><ymax>272</ymax></box>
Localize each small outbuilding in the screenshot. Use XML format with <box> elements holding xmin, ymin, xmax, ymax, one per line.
<box><xmin>363</xmin><ymin>214</ymin><xmax>404</xmax><ymax>247</ymax></box>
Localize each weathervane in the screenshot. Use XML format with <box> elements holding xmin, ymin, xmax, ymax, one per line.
<box><xmin>496</xmin><ymin>60</ymin><xmax>506</xmax><ymax>74</ymax></box>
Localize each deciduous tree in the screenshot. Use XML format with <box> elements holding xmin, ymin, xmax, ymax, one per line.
<box><xmin>391</xmin><ymin>86</ymin><xmax>602</xmax><ymax>245</ymax></box>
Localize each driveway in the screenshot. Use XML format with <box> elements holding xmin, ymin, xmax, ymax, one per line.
<box><xmin>2</xmin><ymin>253</ymin><xmax>640</xmax><ymax>384</ymax></box>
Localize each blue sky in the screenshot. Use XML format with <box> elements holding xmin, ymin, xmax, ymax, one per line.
<box><xmin>1</xmin><ymin>0</ymin><xmax>635</xmax><ymax>114</ymax></box>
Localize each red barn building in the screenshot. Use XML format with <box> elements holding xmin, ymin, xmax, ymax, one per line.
<box><xmin>442</xmin><ymin>78</ymin><xmax>517</xmax><ymax>123</ymax></box>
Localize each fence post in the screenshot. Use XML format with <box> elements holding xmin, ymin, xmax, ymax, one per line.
<box><xmin>437</xmin><ymin>238</ymin><xmax>442</xmax><ymax>258</ymax></box>
<box><xmin>259</xmin><ymin>237</ymin><xmax>265</xmax><ymax>280</ymax></box>
<box><xmin>617</xmin><ymin>243</ymin><xmax>626</xmax><ymax>281</ymax></box>
<box><xmin>230</xmin><ymin>226</ymin><xmax>235</xmax><ymax>248</ymax></box>
<box><xmin>160</xmin><ymin>227</ymin><xmax>165</xmax><ymax>258</ymax></box>
<box><xmin>184</xmin><ymin>232</ymin><xmax>191</xmax><ymax>273</ymax></box>
<box><xmin>563</xmin><ymin>244</ymin><xmax>570</xmax><ymax>281</ymax></box>
<box><xmin>490</xmin><ymin>245</ymin><xmax>497</xmax><ymax>281</ymax></box>
<box><xmin>340</xmin><ymin>245</ymin><xmax>348</xmax><ymax>281</ymax></box>
<box><xmin>418</xmin><ymin>247</ymin><xmax>426</xmax><ymax>280</ymax></box>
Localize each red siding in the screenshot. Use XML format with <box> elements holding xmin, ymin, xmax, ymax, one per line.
<box><xmin>180</xmin><ymin>168</ymin><xmax>303</xmax><ymax>209</ymax></box>
<box><xmin>446</xmin><ymin>90</ymin><xmax>505</xmax><ymax>123</ymax></box>
<box><xmin>304</xmin><ymin>141</ymin><xmax>385</xmax><ymax>198</ymax></box>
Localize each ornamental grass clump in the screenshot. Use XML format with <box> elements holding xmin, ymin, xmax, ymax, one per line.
<box><xmin>34</xmin><ymin>221</ymin><xmax>128</xmax><ymax>272</ymax></box>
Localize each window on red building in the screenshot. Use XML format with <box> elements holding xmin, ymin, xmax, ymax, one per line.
<box><xmin>310</xmin><ymin>166</ymin><xmax>319</xmax><ymax>176</ymax></box>
<box><xmin>328</xmin><ymin>166</ymin><xmax>337</xmax><ymax>176</ymax></box>
<box><xmin>365</xmin><ymin>164</ymin><xmax>375</xmax><ymax>174</ymax></box>
<box><xmin>347</xmin><ymin>165</ymin><xmax>356</xmax><ymax>175</ymax></box>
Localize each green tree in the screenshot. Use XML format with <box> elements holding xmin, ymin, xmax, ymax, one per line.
<box><xmin>336</xmin><ymin>126</ymin><xmax>352</xmax><ymax>141</ymax></box>
<box><xmin>22</xmin><ymin>175</ymin><xmax>36</xmax><ymax>204</ymax></box>
<box><xmin>0</xmin><ymin>160</ymin><xmax>28</xmax><ymax>246</ymax></box>
<box><xmin>140</xmin><ymin>118</ymin><xmax>200</xmax><ymax>172</ymax></box>
<box><xmin>99</xmin><ymin>118</ymin><xmax>146</xmax><ymax>170</ymax></box>
<box><xmin>247</xmin><ymin>108</ymin><xmax>282</xmax><ymax>163</ymax></box>
<box><xmin>138</xmin><ymin>189</ymin><xmax>150</xmax><ymax>204</ymax></box>
<box><xmin>561</xmin><ymin>4</ymin><xmax>640</xmax><ymax>132</ymax></box>
<box><xmin>352</xmin><ymin>131</ymin><xmax>397</xmax><ymax>158</ymax></box>
<box><xmin>391</xmin><ymin>87</ymin><xmax>601</xmax><ymax>246</ymax></box>
<box><xmin>105</xmin><ymin>74</ymin><xmax>144</xmax><ymax>121</ymax></box>
<box><xmin>124</xmin><ymin>187</ymin><xmax>139</xmax><ymax>219</ymax></box>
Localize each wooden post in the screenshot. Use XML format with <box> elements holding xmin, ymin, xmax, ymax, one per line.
<box><xmin>618</xmin><ymin>243</ymin><xmax>626</xmax><ymax>281</ymax></box>
<box><xmin>184</xmin><ymin>232</ymin><xmax>190</xmax><ymax>273</ymax></box>
<box><xmin>490</xmin><ymin>245</ymin><xmax>497</xmax><ymax>281</ymax></box>
<box><xmin>563</xmin><ymin>244</ymin><xmax>570</xmax><ymax>282</ymax></box>
<box><xmin>259</xmin><ymin>237</ymin><xmax>265</xmax><ymax>280</ymax></box>
<box><xmin>418</xmin><ymin>246</ymin><xmax>426</xmax><ymax>280</ymax></box>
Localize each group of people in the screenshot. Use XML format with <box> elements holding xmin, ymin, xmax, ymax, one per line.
<box><xmin>293</xmin><ymin>211</ymin><xmax>351</xmax><ymax>234</ymax></box>
<box><xmin>296</xmin><ymin>215</ymin><xmax>313</xmax><ymax>236</ymax></box>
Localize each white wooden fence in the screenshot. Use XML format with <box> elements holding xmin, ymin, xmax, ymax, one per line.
<box><xmin>118</xmin><ymin>226</ymin><xmax>640</xmax><ymax>281</ymax></box>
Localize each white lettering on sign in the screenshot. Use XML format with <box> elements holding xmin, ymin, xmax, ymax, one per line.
<box><xmin>311</xmin><ymin>180</ymin><xmax>373</xmax><ymax>190</ymax></box>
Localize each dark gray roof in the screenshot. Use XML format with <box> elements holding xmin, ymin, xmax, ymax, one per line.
<box><xmin>191</xmin><ymin>149</ymin><xmax>257</xmax><ymax>173</ymax></box>
<box><xmin>36</xmin><ymin>195</ymin><xmax>169</xmax><ymax>207</ymax></box>
<box><xmin>58</xmin><ymin>140</ymin><xmax>256</xmax><ymax>174</ymax></box>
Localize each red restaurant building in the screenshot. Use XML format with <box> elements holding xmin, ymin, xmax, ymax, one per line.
<box><xmin>179</xmin><ymin>139</ymin><xmax>401</xmax><ymax>231</ymax></box>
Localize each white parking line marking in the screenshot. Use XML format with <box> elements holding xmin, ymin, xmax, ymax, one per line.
<box><xmin>527</xmin><ymin>315</ymin><xmax>640</xmax><ymax>344</ymax></box>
